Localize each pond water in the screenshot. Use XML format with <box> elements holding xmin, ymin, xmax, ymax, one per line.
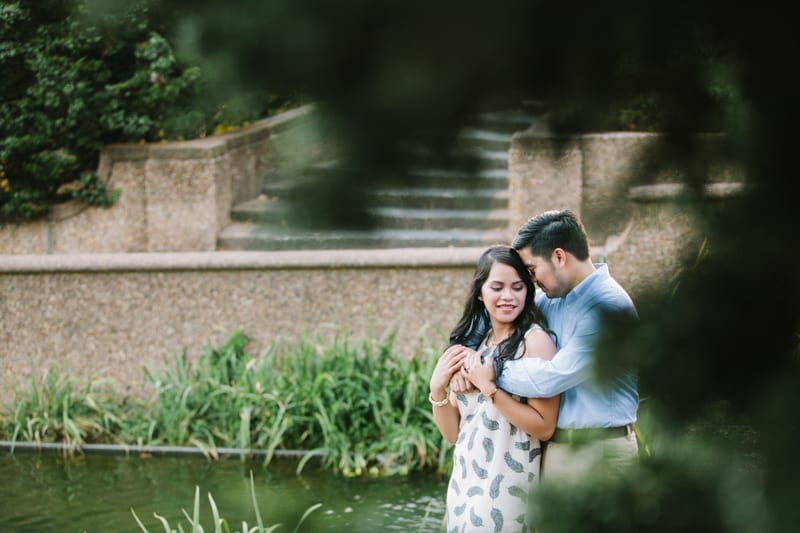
<box><xmin>0</xmin><ymin>451</ymin><xmax>448</xmax><ymax>532</ymax></box>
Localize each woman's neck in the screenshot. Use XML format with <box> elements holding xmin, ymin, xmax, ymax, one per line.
<box><xmin>487</xmin><ymin>324</ymin><xmax>514</xmax><ymax>346</ymax></box>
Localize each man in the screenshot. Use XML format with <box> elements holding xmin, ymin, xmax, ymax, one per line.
<box><xmin>460</xmin><ymin>209</ymin><xmax>639</xmax><ymax>481</ymax></box>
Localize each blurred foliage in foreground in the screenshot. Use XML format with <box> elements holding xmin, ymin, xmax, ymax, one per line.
<box><xmin>5</xmin><ymin>0</ymin><xmax>798</xmax><ymax>529</ymax></box>
<box><xmin>150</xmin><ymin>1</ymin><xmax>799</xmax><ymax>530</ymax></box>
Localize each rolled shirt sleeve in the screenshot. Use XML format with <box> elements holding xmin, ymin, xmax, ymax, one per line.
<box><xmin>497</xmin><ymin>310</ymin><xmax>598</xmax><ymax>397</ymax></box>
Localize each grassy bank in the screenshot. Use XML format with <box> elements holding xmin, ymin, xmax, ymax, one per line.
<box><xmin>1</xmin><ymin>330</ymin><xmax>450</xmax><ymax>477</ymax></box>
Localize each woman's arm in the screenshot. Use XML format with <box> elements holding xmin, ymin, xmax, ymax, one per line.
<box><xmin>491</xmin><ymin>391</ymin><xmax>560</xmax><ymax>441</ymax></box>
<box><xmin>432</xmin><ymin>392</ymin><xmax>461</xmax><ymax>445</ymax></box>
<box><xmin>467</xmin><ymin>328</ymin><xmax>560</xmax><ymax>441</ymax></box>
<box><xmin>429</xmin><ymin>344</ymin><xmax>464</xmax><ymax>444</ymax></box>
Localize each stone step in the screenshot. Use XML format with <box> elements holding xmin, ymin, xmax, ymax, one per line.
<box><xmin>406</xmin><ymin>167</ymin><xmax>508</xmax><ymax>188</ymax></box>
<box><xmin>232</xmin><ymin>197</ymin><xmax>509</xmax><ymax>230</ymax></box>
<box><xmin>470</xmin><ymin>110</ymin><xmax>540</xmax><ymax>134</ymax></box>
<box><xmin>472</xmin><ymin>149</ymin><xmax>511</xmax><ymax>170</ymax></box>
<box><xmin>260</xmin><ymin>167</ymin><xmax>508</xmax><ymax>199</ymax></box>
<box><xmin>219</xmin><ymin>107</ymin><xmax>536</xmax><ymax>251</ymax></box>
<box><xmin>391</xmin><ymin>128</ymin><xmax>515</xmax><ymax>156</ymax></box>
<box><xmin>217</xmin><ymin>222</ymin><xmax>511</xmax><ymax>251</ymax></box>
<box><xmin>396</xmin><ymin>145</ymin><xmax>510</xmax><ymax>171</ymax></box>
<box><xmin>371</xmin><ymin>187</ymin><xmax>510</xmax><ymax>210</ymax></box>
<box><xmin>230</xmin><ymin>196</ymin><xmax>291</xmax><ymax>224</ymax></box>
<box><xmin>261</xmin><ymin>152</ymin><xmax>511</xmax><ymax>187</ymax></box>
<box><xmin>370</xmin><ymin>207</ymin><xmax>509</xmax><ymax>230</ymax></box>
<box><xmin>455</xmin><ymin>129</ymin><xmax>516</xmax><ymax>152</ymax></box>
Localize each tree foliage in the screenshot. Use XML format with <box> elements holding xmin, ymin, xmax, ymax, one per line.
<box><xmin>0</xmin><ymin>0</ymin><xmax>293</xmax><ymax>221</ymax></box>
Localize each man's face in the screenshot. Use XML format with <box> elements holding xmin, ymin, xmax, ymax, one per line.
<box><xmin>517</xmin><ymin>248</ymin><xmax>566</xmax><ymax>298</ymax></box>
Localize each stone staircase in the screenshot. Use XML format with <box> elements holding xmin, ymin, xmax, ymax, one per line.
<box><xmin>217</xmin><ymin>110</ymin><xmax>541</xmax><ymax>250</ymax></box>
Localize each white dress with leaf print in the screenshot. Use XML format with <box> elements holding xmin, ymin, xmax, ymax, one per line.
<box><xmin>445</xmin><ymin>327</ymin><xmax>542</xmax><ymax>533</ymax></box>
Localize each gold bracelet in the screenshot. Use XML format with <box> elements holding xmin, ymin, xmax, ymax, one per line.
<box><xmin>429</xmin><ymin>392</ymin><xmax>450</xmax><ymax>407</ymax></box>
<box><xmin>484</xmin><ymin>387</ymin><xmax>498</xmax><ymax>402</ymax></box>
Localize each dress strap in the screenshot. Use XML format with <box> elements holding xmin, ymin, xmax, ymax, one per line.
<box><xmin>524</xmin><ymin>324</ymin><xmax>543</xmax><ymax>337</ymax></box>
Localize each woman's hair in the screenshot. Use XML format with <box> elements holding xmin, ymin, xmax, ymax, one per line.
<box><xmin>449</xmin><ymin>245</ymin><xmax>549</xmax><ymax>368</ymax></box>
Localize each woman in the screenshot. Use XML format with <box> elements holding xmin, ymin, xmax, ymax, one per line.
<box><xmin>429</xmin><ymin>245</ymin><xmax>559</xmax><ymax>532</ymax></box>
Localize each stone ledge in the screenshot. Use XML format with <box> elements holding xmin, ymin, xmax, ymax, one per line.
<box><xmin>0</xmin><ymin>247</ymin><xmax>485</xmax><ymax>273</ymax></box>
<box><xmin>628</xmin><ymin>182</ymin><xmax>746</xmax><ymax>202</ymax></box>
<box><xmin>103</xmin><ymin>104</ymin><xmax>315</xmax><ymax>162</ymax></box>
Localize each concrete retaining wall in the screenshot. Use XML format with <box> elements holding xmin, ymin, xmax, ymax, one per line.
<box><xmin>0</xmin><ymin>248</ymin><xmax>481</xmax><ymax>402</ymax></box>
<box><xmin>0</xmin><ymin>105</ymin><xmax>319</xmax><ymax>254</ymax></box>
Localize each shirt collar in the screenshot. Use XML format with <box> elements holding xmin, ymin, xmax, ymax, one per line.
<box><xmin>564</xmin><ymin>263</ymin><xmax>609</xmax><ymax>302</ymax></box>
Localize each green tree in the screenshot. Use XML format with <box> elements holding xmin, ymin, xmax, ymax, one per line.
<box><xmin>0</xmin><ymin>1</ymin><xmax>188</xmax><ymax>219</ymax></box>
<box><xmin>0</xmin><ymin>0</ymin><xmax>293</xmax><ymax>220</ymax></box>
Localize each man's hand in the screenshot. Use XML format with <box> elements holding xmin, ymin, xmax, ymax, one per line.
<box><xmin>449</xmin><ymin>369</ymin><xmax>478</xmax><ymax>394</ymax></box>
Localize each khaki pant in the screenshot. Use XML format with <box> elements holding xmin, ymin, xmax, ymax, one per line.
<box><xmin>541</xmin><ymin>428</ymin><xmax>639</xmax><ymax>483</ymax></box>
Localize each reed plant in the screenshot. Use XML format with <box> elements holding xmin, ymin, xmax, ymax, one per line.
<box><xmin>1</xmin><ymin>328</ymin><xmax>453</xmax><ymax>476</ymax></box>
<box><xmin>134</xmin><ymin>329</ymin><xmax>448</xmax><ymax>476</ymax></box>
<box><xmin>3</xmin><ymin>368</ymin><xmax>125</xmax><ymax>451</ymax></box>
<box><xmin>131</xmin><ymin>470</ymin><xmax>322</xmax><ymax>533</ymax></box>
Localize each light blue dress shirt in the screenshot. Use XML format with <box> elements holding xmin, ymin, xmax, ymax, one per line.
<box><xmin>496</xmin><ymin>264</ymin><xmax>639</xmax><ymax>429</ymax></box>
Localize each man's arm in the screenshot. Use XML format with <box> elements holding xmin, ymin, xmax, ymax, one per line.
<box><xmin>496</xmin><ymin>310</ymin><xmax>600</xmax><ymax>398</ymax></box>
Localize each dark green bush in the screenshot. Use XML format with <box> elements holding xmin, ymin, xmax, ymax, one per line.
<box><xmin>0</xmin><ymin>0</ymin><xmax>293</xmax><ymax>221</ymax></box>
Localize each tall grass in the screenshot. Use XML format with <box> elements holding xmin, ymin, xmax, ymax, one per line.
<box><xmin>3</xmin><ymin>369</ymin><xmax>124</xmax><ymax>451</ymax></box>
<box><xmin>1</xmin><ymin>329</ymin><xmax>453</xmax><ymax>476</ymax></box>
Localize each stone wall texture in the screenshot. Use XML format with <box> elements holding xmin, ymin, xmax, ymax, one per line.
<box><xmin>0</xmin><ymin>249</ymin><xmax>480</xmax><ymax>402</ymax></box>
<box><xmin>0</xmin><ymin>118</ymin><xmax>745</xmax><ymax>402</ymax></box>
<box><xmin>508</xmin><ymin>129</ymin><xmax>743</xmax><ymax>302</ymax></box>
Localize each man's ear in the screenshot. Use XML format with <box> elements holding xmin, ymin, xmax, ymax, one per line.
<box><xmin>552</xmin><ymin>248</ymin><xmax>568</xmax><ymax>267</ymax></box>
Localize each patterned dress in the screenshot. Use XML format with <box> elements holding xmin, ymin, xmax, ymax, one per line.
<box><xmin>445</xmin><ymin>331</ymin><xmax>543</xmax><ymax>533</ymax></box>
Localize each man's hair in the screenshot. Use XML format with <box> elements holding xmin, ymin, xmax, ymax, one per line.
<box><xmin>512</xmin><ymin>209</ymin><xmax>591</xmax><ymax>260</ymax></box>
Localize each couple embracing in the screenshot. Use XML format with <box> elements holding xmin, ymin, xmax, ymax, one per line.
<box><xmin>429</xmin><ymin>209</ymin><xmax>640</xmax><ymax>532</ymax></box>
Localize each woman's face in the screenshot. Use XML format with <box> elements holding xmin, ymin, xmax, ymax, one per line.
<box><xmin>480</xmin><ymin>262</ymin><xmax>527</xmax><ymax>326</ymax></box>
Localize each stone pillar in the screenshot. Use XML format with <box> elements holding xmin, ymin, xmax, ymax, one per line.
<box><xmin>604</xmin><ymin>198</ymin><xmax>701</xmax><ymax>301</ymax></box>
<box><xmin>579</xmin><ymin>133</ymin><xmax>661</xmax><ymax>246</ymax></box>
<box><xmin>507</xmin><ymin>129</ymin><xmax>743</xmax><ymax>299</ymax></box>
<box><xmin>144</xmin><ymin>141</ymin><xmax>230</xmax><ymax>252</ymax></box>
<box><xmin>508</xmin><ymin>132</ymin><xmax>582</xmax><ymax>234</ymax></box>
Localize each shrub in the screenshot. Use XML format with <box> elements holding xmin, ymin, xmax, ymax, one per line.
<box><xmin>0</xmin><ymin>0</ymin><xmax>293</xmax><ymax>221</ymax></box>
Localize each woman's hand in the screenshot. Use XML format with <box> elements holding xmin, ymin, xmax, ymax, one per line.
<box><xmin>464</xmin><ymin>348</ymin><xmax>496</xmax><ymax>396</ymax></box>
<box><xmin>430</xmin><ymin>344</ymin><xmax>469</xmax><ymax>398</ymax></box>
<box><xmin>450</xmin><ymin>346</ymin><xmax>479</xmax><ymax>393</ymax></box>
<box><xmin>430</xmin><ymin>345</ymin><xmax>467</xmax><ymax>444</ymax></box>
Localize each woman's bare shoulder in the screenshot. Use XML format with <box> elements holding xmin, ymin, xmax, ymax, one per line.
<box><xmin>522</xmin><ymin>325</ymin><xmax>557</xmax><ymax>360</ymax></box>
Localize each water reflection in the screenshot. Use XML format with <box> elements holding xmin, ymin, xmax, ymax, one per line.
<box><xmin>0</xmin><ymin>452</ymin><xmax>447</xmax><ymax>532</ymax></box>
